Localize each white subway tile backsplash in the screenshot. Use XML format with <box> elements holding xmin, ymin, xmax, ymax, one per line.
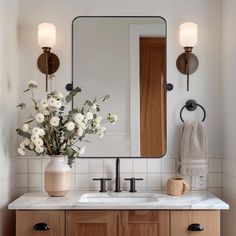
<box><xmin>148</xmin><ymin>174</ymin><xmax>162</xmax><ymax>188</ymax></box>
<box><xmin>90</xmin><ymin>159</ymin><xmax>103</xmax><ymax>173</ymax></box>
<box><xmin>28</xmin><ymin>174</ymin><xmax>42</xmax><ymax>188</ymax></box>
<box><xmin>16</xmin><ymin>174</ymin><xmax>27</xmax><ymax>188</ymax></box>
<box><xmin>16</xmin><ymin>159</ymin><xmax>27</xmax><ymax>173</ymax></box>
<box><xmin>76</xmin><ymin>159</ymin><xmax>89</xmax><ymax>173</ymax></box>
<box><xmin>208</xmin><ymin>173</ymin><xmax>222</xmax><ymax>188</ymax></box>
<box><xmin>76</xmin><ymin>174</ymin><xmax>90</xmax><ymax>189</ymax></box>
<box><xmin>70</xmin><ymin>173</ymin><xmax>76</xmax><ymax>190</ymax></box>
<box><xmin>120</xmin><ymin>159</ymin><xmax>133</xmax><ymax>173</ymax></box>
<box><xmin>148</xmin><ymin>159</ymin><xmax>161</xmax><ymax>173</ymax></box>
<box><xmin>134</xmin><ymin>159</ymin><xmax>147</xmax><ymax>173</ymax></box>
<box><xmin>104</xmin><ymin>159</ymin><xmax>116</xmax><ymax>173</ymax></box>
<box><xmin>209</xmin><ymin>159</ymin><xmax>221</xmax><ymax>173</ymax></box>
<box><xmin>162</xmin><ymin>159</ymin><xmax>176</xmax><ymax>173</ymax></box>
<box><xmin>28</xmin><ymin>159</ymin><xmax>42</xmax><ymax>173</ymax></box>
<box><xmin>16</xmin><ymin>156</ymin><xmax>223</xmax><ymax>193</ymax></box>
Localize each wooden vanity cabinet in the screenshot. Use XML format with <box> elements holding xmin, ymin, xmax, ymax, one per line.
<box><xmin>66</xmin><ymin>211</ymin><xmax>117</xmax><ymax>236</ymax></box>
<box><xmin>16</xmin><ymin>211</ymin><xmax>65</xmax><ymax>236</ymax></box>
<box><xmin>16</xmin><ymin>210</ymin><xmax>220</xmax><ymax>236</ymax></box>
<box><xmin>117</xmin><ymin>211</ymin><xmax>169</xmax><ymax>236</ymax></box>
<box><xmin>171</xmin><ymin>211</ymin><xmax>220</xmax><ymax>236</ymax></box>
<box><xmin>66</xmin><ymin>210</ymin><xmax>169</xmax><ymax>236</ymax></box>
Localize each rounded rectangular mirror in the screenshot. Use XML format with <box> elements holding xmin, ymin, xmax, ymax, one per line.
<box><xmin>72</xmin><ymin>16</ymin><xmax>167</xmax><ymax>158</ymax></box>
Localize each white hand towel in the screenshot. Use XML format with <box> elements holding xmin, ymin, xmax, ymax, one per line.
<box><xmin>180</xmin><ymin>121</ymin><xmax>208</xmax><ymax>176</ymax></box>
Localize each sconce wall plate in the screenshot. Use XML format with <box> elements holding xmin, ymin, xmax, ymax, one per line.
<box><xmin>37</xmin><ymin>50</ymin><xmax>60</xmax><ymax>75</ymax></box>
<box><xmin>176</xmin><ymin>52</ymin><xmax>199</xmax><ymax>75</ymax></box>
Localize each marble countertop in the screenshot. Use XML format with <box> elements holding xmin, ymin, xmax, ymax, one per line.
<box><xmin>8</xmin><ymin>191</ymin><xmax>229</xmax><ymax>210</ymax></box>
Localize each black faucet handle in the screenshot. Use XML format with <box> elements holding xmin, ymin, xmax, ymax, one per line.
<box><xmin>93</xmin><ymin>178</ymin><xmax>111</xmax><ymax>192</ymax></box>
<box><xmin>124</xmin><ymin>177</ymin><xmax>143</xmax><ymax>192</ymax></box>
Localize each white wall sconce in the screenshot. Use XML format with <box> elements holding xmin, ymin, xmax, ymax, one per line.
<box><xmin>37</xmin><ymin>23</ymin><xmax>60</xmax><ymax>92</ymax></box>
<box><xmin>176</xmin><ymin>22</ymin><xmax>199</xmax><ymax>91</ymax></box>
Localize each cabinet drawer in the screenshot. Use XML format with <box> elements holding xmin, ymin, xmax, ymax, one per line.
<box><xmin>16</xmin><ymin>210</ymin><xmax>65</xmax><ymax>236</ymax></box>
<box><xmin>171</xmin><ymin>211</ymin><xmax>220</xmax><ymax>236</ymax></box>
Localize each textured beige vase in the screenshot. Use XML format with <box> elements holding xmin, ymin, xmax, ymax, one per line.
<box><xmin>44</xmin><ymin>156</ymin><xmax>71</xmax><ymax>197</ymax></box>
<box><xmin>167</xmin><ymin>177</ymin><xmax>189</xmax><ymax>196</ymax></box>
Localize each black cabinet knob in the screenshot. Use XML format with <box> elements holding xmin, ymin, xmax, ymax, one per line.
<box><xmin>124</xmin><ymin>177</ymin><xmax>143</xmax><ymax>192</ymax></box>
<box><xmin>33</xmin><ymin>223</ymin><xmax>50</xmax><ymax>231</ymax></box>
<box><xmin>93</xmin><ymin>178</ymin><xmax>112</xmax><ymax>192</ymax></box>
<box><xmin>65</xmin><ymin>83</ymin><xmax>73</xmax><ymax>91</ymax></box>
<box><xmin>188</xmin><ymin>223</ymin><xmax>204</xmax><ymax>231</ymax></box>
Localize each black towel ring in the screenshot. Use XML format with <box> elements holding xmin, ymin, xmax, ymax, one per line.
<box><xmin>180</xmin><ymin>99</ymin><xmax>206</xmax><ymax>122</ymax></box>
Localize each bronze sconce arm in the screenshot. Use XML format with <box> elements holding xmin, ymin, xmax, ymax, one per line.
<box><xmin>176</xmin><ymin>46</ymin><xmax>199</xmax><ymax>91</ymax></box>
<box><xmin>37</xmin><ymin>47</ymin><xmax>60</xmax><ymax>92</ymax></box>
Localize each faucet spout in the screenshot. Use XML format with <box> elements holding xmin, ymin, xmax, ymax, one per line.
<box><xmin>114</xmin><ymin>158</ymin><xmax>121</xmax><ymax>192</ymax></box>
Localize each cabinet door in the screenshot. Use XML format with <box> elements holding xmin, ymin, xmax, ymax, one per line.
<box><xmin>171</xmin><ymin>211</ymin><xmax>220</xmax><ymax>236</ymax></box>
<box><xmin>16</xmin><ymin>210</ymin><xmax>65</xmax><ymax>236</ymax></box>
<box><xmin>118</xmin><ymin>211</ymin><xmax>170</xmax><ymax>236</ymax></box>
<box><xmin>66</xmin><ymin>211</ymin><xmax>117</xmax><ymax>236</ymax></box>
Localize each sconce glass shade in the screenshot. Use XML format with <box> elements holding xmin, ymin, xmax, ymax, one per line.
<box><xmin>179</xmin><ymin>22</ymin><xmax>198</xmax><ymax>48</ymax></box>
<box><xmin>38</xmin><ymin>23</ymin><xmax>56</xmax><ymax>48</ymax></box>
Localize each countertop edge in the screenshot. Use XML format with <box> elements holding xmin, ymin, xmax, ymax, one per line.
<box><xmin>8</xmin><ymin>191</ymin><xmax>230</xmax><ymax>210</ymax></box>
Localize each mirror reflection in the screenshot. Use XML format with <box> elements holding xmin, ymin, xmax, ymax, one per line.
<box><xmin>72</xmin><ymin>16</ymin><xmax>166</xmax><ymax>158</ymax></box>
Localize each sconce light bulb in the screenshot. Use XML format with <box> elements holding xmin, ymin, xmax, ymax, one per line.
<box><xmin>179</xmin><ymin>22</ymin><xmax>198</xmax><ymax>48</ymax></box>
<box><xmin>38</xmin><ymin>23</ymin><xmax>56</xmax><ymax>48</ymax></box>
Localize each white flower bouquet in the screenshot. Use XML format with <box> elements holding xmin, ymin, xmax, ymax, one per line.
<box><xmin>16</xmin><ymin>80</ymin><xmax>118</xmax><ymax>166</ymax></box>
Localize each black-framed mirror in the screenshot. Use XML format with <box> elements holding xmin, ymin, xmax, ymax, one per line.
<box><xmin>72</xmin><ymin>16</ymin><xmax>167</xmax><ymax>158</ymax></box>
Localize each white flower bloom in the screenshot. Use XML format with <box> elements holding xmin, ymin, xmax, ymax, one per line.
<box><xmin>29</xmin><ymin>142</ymin><xmax>35</xmax><ymax>150</ymax></box>
<box><xmin>96</xmin><ymin>116</ymin><xmax>103</xmax><ymax>123</ymax></box>
<box><xmin>65</xmin><ymin>121</ymin><xmax>75</xmax><ymax>131</ymax></box>
<box><xmin>22</xmin><ymin>124</ymin><xmax>29</xmax><ymax>132</ymax></box>
<box><xmin>20</xmin><ymin>142</ymin><xmax>25</xmax><ymax>149</ymax></box>
<box><xmin>27</xmin><ymin>80</ymin><xmax>38</xmax><ymax>89</ymax></box>
<box><xmin>31</xmin><ymin>133</ymin><xmax>39</xmax><ymax>142</ymax></box>
<box><xmin>79</xmin><ymin>146</ymin><xmax>85</xmax><ymax>155</ymax></box>
<box><xmin>23</xmin><ymin>138</ymin><xmax>31</xmax><ymax>146</ymax></box>
<box><xmin>34</xmin><ymin>138</ymin><xmax>43</xmax><ymax>147</ymax></box>
<box><xmin>54</xmin><ymin>91</ymin><xmax>64</xmax><ymax>99</ymax></box>
<box><xmin>50</xmin><ymin>116</ymin><xmax>60</xmax><ymax>127</ymax></box>
<box><xmin>86</xmin><ymin>112</ymin><xmax>93</xmax><ymax>120</ymax></box>
<box><xmin>74</xmin><ymin>113</ymin><xmax>84</xmax><ymax>123</ymax></box>
<box><xmin>39</xmin><ymin>99</ymin><xmax>48</xmax><ymax>108</ymax></box>
<box><xmin>42</xmin><ymin>109</ymin><xmax>50</xmax><ymax>116</ymax></box>
<box><xmin>91</xmin><ymin>103</ymin><xmax>97</xmax><ymax>110</ymax></box>
<box><xmin>78</xmin><ymin>127</ymin><xmax>83</xmax><ymax>137</ymax></box>
<box><xmin>18</xmin><ymin>147</ymin><xmax>26</xmax><ymax>156</ymax></box>
<box><xmin>76</xmin><ymin>122</ymin><xmax>86</xmax><ymax>130</ymax></box>
<box><xmin>54</xmin><ymin>100</ymin><xmax>62</xmax><ymax>109</ymax></box>
<box><xmin>83</xmin><ymin>118</ymin><xmax>88</xmax><ymax>125</ymax></box>
<box><xmin>32</xmin><ymin>127</ymin><xmax>41</xmax><ymax>135</ymax></box>
<box><xmin>39</xmin><ymin>128</ymin><xmax>45</xmax><ymax>136</ymax></box>
<box><xmin>108</xmin><ymin>114</ymin><xmax>118</xmax><ymax>124</ymax></box>
<box><xmin>35</xmin><ymin>146</ymin><xmax>44</xmax><ymax>154</ymax></box>
<box><xmin>35</xmin><ymin>113</ymin><xmax>45</xmax><ymax>123</ymax></box>
<box><xmin>48</xmin><ymin>97</ymin><xmax>57</xmax><ymax>107</ymax></box>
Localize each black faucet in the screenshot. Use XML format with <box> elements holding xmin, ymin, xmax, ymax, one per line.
<box><xmin>114</xmin><ymin>158</ymin><xmax>121</xmax><ymax>192</ymax></box>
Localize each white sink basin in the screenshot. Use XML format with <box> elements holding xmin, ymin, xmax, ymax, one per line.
<box><xmin>79</xmin><ymin>192</ymin><xmax>159</xmax><ymax>204</ymax></box>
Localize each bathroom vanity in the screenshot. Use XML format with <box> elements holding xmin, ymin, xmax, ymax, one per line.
<box><xmin>9</xmin><ymin>191</ymin><xmax>228</xmax><ymax>236</ymax></box>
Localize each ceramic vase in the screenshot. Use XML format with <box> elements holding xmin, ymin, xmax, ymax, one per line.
<box><xmin>44</xmin><ymin>156</ymin><xmax>71</xmax><ymax>197</ymax></box>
